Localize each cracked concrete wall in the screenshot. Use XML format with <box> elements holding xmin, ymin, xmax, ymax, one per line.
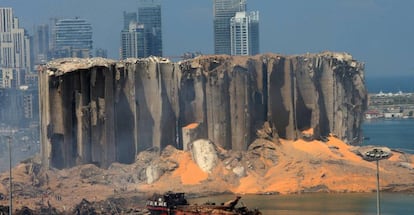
<box><xmin>39</xmin><ymin>52</ymin><xmax>366</xmax><ymax>169</ymax></box>
<box><xmin>264</xmin><ymin>53</ymin><xmax>366</xmax><ymax>142</ymax></box>
<box><xmin>128</xmin><ymin>59</ymin><xmax>180</xmax><ymax>152</ymax></box>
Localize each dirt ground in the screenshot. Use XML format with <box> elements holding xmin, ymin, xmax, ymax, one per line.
<box><xmin>0</xmin><ymin>136</ymin><xmax>413</xmax><ymax>213</ymax></box>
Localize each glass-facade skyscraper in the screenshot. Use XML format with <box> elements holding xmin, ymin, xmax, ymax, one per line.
<box><xmin>123</xmin><ymin>11</ymin><xmax>138</xmax><ymax>30</ymax></box>
<box><xmin>230</xmin><ymin>11</ymin><xmax>259</xmax><ymax>56</ymax></box>
<box><xmin>138</xmin><ymin>0</ymin><xmax>162</xmax><ymax>57</ymax></box>
<box><xmin>52</xmin><ymin>18</ymin><xmax>93</xmax><ymax>58</ymax></box>
<box><xmin>213</xmin><ymin>0</ymin><xmax>246</xmax><ymax>55</ymax></box>
<box><xmin>121</xmin><ymin>22</ymin><xmax>146</xmax><ymax>59</ymax></box>
<box><xmin>33</xmin><ymin>24</ymin><xmax>50</xmax><ymax>65</ymax></box>
<box><xmin>121</xmin><ymin>11</ymin><xmax>145</xmax><ymax>59</ymax></box>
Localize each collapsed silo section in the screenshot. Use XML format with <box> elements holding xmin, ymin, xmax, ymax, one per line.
<box><xmin>39</xmin><ymin>58</ymin><xmax>136</xmax><ymax>169</ymax></box>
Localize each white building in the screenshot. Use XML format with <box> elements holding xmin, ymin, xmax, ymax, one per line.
<box><xmin>0</xmin><ymin>8</ymin><xmax>31</xmax><ymax>88</ymax></box>
<box><xmin>384</xmin><ymin>112</ymin><xmax>404</xmax><ymax>118</ymax></box>
<box><xmin>230</xmin><ymin>11</ymin><xmax>259</xmax><ymax>56</ymax></box>
<box><xmin>214</xmin><ymin>0</ymin><xmax>247</xmax><ymax>55</ymax></box>
<box><xmin>121</xmin><ymin>22</ymin><xmax>146</xmax><ymax>59</ymax></box>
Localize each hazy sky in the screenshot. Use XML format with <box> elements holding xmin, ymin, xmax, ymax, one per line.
<box><xmin>2</xmin><ymin>0</ymin><xmax>414</xmax><ymax>77</ymax></box>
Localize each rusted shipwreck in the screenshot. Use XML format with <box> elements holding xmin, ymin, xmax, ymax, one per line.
<box><xmin>146</xmin><ymin>192</ymin><xmax>261</xmax><ymax>215</ymax></box>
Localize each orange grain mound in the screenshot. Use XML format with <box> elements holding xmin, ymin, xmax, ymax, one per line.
<box><xmin>292</xmin><ymin>139</ymin><xmax>332</xmax><ymax>156</ymax></box>
<box><xmin>233</xmin><ymin>173</ymin><xmax>262</xmax><ymax>194</ymax></box>
<box><xmin>232</xmin><ymin>137</ymin><xmax>384</xmax><ymax>194</ymax></box>
<box><xmin>326</xmin><ymin>136</ymin><xmax>365</xmax><ymax>163</ymax></box>
<box><xmin>388</xmin><ymin>154</ymin><xmax>400</xmax><ymax>162</ymax></box>
<box><xmin>302</xmin><ymin>128</ymin><xmax>314</xmax><ymax>135</ymax></box>
<box><xmin>184</xmin><ymin>123</ymin><xmax>199</xmax><ymax>129</ymax></box>
<box><xmin>172</xmin><ymin>152</ymin><xmax>208</xmax><ymax>185</ymax></box>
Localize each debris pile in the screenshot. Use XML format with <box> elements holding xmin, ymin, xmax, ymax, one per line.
<box><xmin>0</xmin><ymin>135</ymin><xmax>413</xmax><ymax>213</ymax></box>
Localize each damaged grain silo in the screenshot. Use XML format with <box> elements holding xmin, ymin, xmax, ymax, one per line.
<box><xmin>39</xmin><ymin>53</ymin><xmax>367</xmax><ymax>169</ymax></box>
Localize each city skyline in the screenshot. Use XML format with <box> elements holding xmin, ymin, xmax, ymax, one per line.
<box><xmin>121</xmin><ymin>0</ymin><xmax>162</xmax><ymax>59</ymax></box>
<box><xmin>1</xmin><ymin>0</ymin><xmax>414</xmax><ymax>77</ymax></box>
<box><xmin>213</xmin><ymin>0</ymin><xmax>246</xmax><ymax>54</ymax></box>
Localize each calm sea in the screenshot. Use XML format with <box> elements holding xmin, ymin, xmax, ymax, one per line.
<box><xmin>362</xmin><ymin>119</ymin><xmax>414</xmax><ymax>153</ymax></box>
<box><xmin>191</xmin><ymin>193</ymin><xmax>414</xmax><ymax>215</ymax></box>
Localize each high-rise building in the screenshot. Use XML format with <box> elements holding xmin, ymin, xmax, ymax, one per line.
<box><xmin>33</xmin><ymin>24</ymin><xmax>50</xmax><ymax>65</ymax></box>
<box><xmin>0</xmin><ymin>7</ymin><xmax>32</xmax><ymax>88</ymax></box>
<box><xmin>213</xmin><ymin>0</ymin><xmax>246</xmax><ymax>55</ymax></box>
<box><xmin>52</xmin><ymin>18</ymin><xmax>93</xmax><ymax>58</ymax></box>
<box><xmin>121</xmin><ymin>22</ymin><xmax>146</xmax><ymax>59</ymax></box>
<box><xmin>123</xmin><ymin>11</ymin><xmax>137</xmax><ymax>30</ymax></box>
<box><xmin>230</xmin><ymin>11</ymin><xmax>259</xmax><ymax>56</ymax></box>
<box><xmin>121</xmin><ymin>11</ymin><xmax>146</xmax><ymax>59</ymax></box>
<box><xmin>138</xmin><ymin>0</ymin><xmax>162</xmax><ymax>57</ymax></box>
<box><xmin>0</xmin><ymin>87</ymin><xmax>38</xmax><ymax>127</ymax></box>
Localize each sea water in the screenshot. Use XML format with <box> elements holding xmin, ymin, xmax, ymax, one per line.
<box><xmin>191</xmin><ymin>193</ymin><xmax>414</xmax><ymax>215</ymax></box>
<box><xmin>362</xmin><ymin>119</ymin><xmax>414</xmax><ymax>153</ymax></box>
